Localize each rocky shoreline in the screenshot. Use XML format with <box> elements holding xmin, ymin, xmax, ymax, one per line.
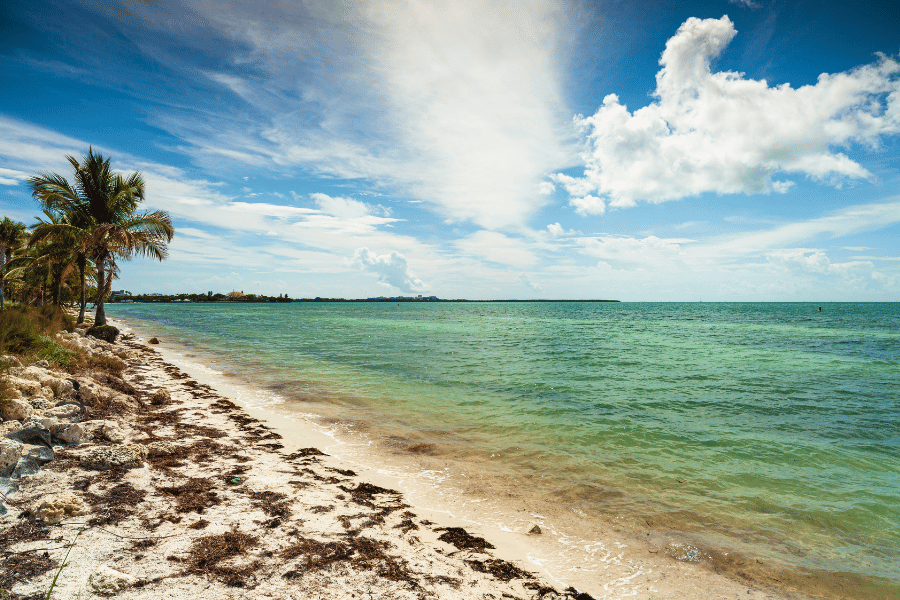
<box><xmin>1</xmin><ymin>325</ymin><xmax>592</xmax><ymax>599</ymax></box>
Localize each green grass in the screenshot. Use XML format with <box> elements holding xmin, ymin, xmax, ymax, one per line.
<box><xmin>35</xmin><ymin>335</ymin><xmax>77</xmax><ymax>367</ymax></box>
<box><xmin>0</xmin><ymin>305</ymin><xmax>74</xmax><ymax>358</ymax></box>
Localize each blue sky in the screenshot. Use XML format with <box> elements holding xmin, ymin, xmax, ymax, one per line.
<box><xmin>1</xmin><ymin>0</ymin><xmax>898</xmax><ymax>300</ymax></box>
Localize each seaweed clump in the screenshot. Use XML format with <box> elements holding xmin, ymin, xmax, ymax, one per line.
<box><xmin>435</xmin><ymin>527</ymin><xmax>495</xmax><ymax>552</ymax></box>
<box><xmin>184</xmin><ymin>531</ymin><xmax>260</xmax><ymax>587</ymax></box>
<box><xmin>157</xmin><ymin>477</ymin><xmax>219</xmax><ymax>513</ymax></box>
<box><xmin>467</xmin><ymin>558</ymin><xmax>532</xmax><ymax>582</ymax></box>
<box><xmin>280</xmin><ymin>535</ymin><xmax>416</xmax><ymax>586</ymax></box>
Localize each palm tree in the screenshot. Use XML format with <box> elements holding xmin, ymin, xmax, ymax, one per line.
<box><xmin>0</xmin><ymin>216</ymin><xmax>28</xmax><ymax>309</ymax></box>
<box><xmin>30</xmin><ymin>205</ymin><xmax>96</xmax><ymax>322</ymax></box>
<box><xmin>29</xmin><ymin>148</ymin><xmax>174</xmax><ymax>326</ymax></box>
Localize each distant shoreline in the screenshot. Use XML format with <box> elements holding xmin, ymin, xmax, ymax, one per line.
<box><xmin>114</xmin><ymin>296</ymin><xmax>622</xmax><ymax>303</ymax></box>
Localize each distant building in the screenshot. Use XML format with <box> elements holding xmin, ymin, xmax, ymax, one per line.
<box><xmin>227</xmin><ymin>291</ymin><xmax>246</xmax><ymax>300</ymax></box>
<box><xmin>111</xmin><ymin>290</ymin><xmax>130</xmax><ymax>297</ymax></box>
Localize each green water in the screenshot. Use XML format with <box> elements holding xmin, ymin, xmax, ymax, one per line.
<box><xmin>108</xmin><ymin>301</ymin><xmax>900</xmax><ymax>597</ymax></box>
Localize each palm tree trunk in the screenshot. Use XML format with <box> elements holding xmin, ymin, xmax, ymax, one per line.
<box><xmin>77</xmin><ymin>255</ymin><xmax>87</xmax><ymax>324</ymax></box>
<box><xmin>95</xmin><ymin>254</ymin><xmax>107</xmax><ymax>326</ymax></box>
<box><xmin>0</xmin><ymin>246</ymin><xmax>7</xmax><ymax>310</ymax></box>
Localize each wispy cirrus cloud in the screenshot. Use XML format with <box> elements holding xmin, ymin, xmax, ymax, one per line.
<box><xmin>82</xmin><ymin>0</ymin><xmax>579</xmax><ymax>230</ymax></box>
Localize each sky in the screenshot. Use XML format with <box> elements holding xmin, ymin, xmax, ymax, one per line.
<box><xmin>1</xmin><ymin>0</ymin><xmax>899</xmax><ymax>301</ymax></box>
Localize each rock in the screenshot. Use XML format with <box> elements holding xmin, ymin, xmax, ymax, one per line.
<box><xmin>89</xmin><ymin>566</ymin><xmax>137</xmax><ymax>595</ymax></box>
<box><xmin>51</xmin><ymin>378</ymin><xmax>75</xmax><ymax>399</ymax></box>
<box><xmin>8</xmin><ymin>376</ymin><xmax>41</xmax><ymax>396</ymax></box>
<box><xmin>0</xmin><ymin>439</ymin><xmax>24</xmax><ymax>477</ymax></box>
<box><xmin>74</xmin><ymin>378</ymin><xmax>99</xmax><ymax>404</ymax></box>
<box><xmin>44</xmin><ymin>403</ymin><xmax>82</xmax><ymax>420</ymax></box>
<box><xmin>13</xmin><ymin>444</ymin><xmax>54</xmax><ymax>478</ymax></box>
<box><xmin>80</xmin><ymin>443</ymin><xmax>147</xmax><ymax>470</ymax></box>
<box><xmin>528</xmin><ymin>524</ymin><xmax>542</xmax><ymax>535</ymax></box>
<box><xmin>27</xmin><ymin>396</ymin><xmax>52</xmax><ymax>410</ymax></box>
<box><xmin>33</xmin><ymin>360</ymin><xmax>50</xmax><ymax>368</ymax></box>
<box><xmin>0</xmin><ymin>420</ymin><xmax>24</xmax><ymax>437</ymax></box>
<box><xmin>82</xmin><ymin>420</ymin><xmax>127</xmax><ymax>443</ymax></box>
<box><xmin>53</xmin><ymin>422</ymin><xmax>90</xmax><ymax>445</ymax></box>
<box><xmin>150</xmin><ymin>388</ymin><xmax>171</xmax><ymax>405</ymax></box>
<box><xmin>147</xmin><ymin>440</ymin><xmax>176</xmax><ymax>456</ymax></box>
<box><xmin>86</xmin><ymin>324</ymin><xmax>119</xmax><ymax>343</ymax></box>
<box><xmin>7</xmin><ymin>425</ymin><xmax>52</xmax><ymax>448</ymax></box>
<box><xmin>148</xmin><ymin>337</ymin><xmax>160</xmax><ymax>344</ymax></box>
<box><xmin>32</xmin><ymin>492</ymin><xmax>87</xmax><ymax>524</ymax></box>
<box><xmin>0</xmin><ymin>355</ymin><xmax>21</xmax><ymax>368</ymax></box>
<box><xmin>0</xmin><ymin>398</ymin><xmax>34</xmax><ymax>421</ymax></box>
<box><xmin>18</xmin><ymin>368</ymin><xmax>74</xmax><ymax>399</ymax></box>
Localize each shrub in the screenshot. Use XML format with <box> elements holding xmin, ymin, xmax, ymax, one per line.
<box><xmin>0</xmin><ymin>305</ymin><xmax>74</xmax><ymax>357</ymax></box>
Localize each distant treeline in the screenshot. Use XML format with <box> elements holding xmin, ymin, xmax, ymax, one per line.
<box><xmin>118</xmin><ymin>294</ymin><xmax>620</xmax><ymax>303</ymax></box>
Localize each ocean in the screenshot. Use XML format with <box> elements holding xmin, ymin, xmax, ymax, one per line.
<box><xmin>107</xmin><ymin>301</ymin><xmax>900</xmax><ymax>599</ymax></box>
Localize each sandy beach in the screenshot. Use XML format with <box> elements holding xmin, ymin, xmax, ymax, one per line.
<box><xmin>1</xmin><ymin>318</ymin><xmax>793</xmax><ymax>600</ymax></box>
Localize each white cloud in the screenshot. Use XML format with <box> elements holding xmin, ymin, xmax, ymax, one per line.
<box><xmin>454</xmin><ymin>231</ymin><xmax>539</xmax><ymax>268</ymax></box>
<box><xmin>520</xmin><ymin>274</ymin><xmax>543</xmax><ymax>292</ymax></box>
<box><xmin>538</xmin><ymin>181</ymin><xmax>556</xmax><ymax>195</ymax></box>
<box><xmin>576</xmin><ymin>235</ymin><xmax>694</xmax><ymax>265</ymax></box>
<box><xmin>0</xmin><ymin>167</ymin><xmax>30</xmax><ymax>186</ymax></box>
<box><xmin>311</xmin><ymin>193</ymin><xmax>374</xmax><ymax>219</ymax></box>
<box><xmin>560</xmin><ymin>16</ymin><xmax>900</xmax><ymax>209</ymax></box>
<box><xmin>350</xmin><ymin>247</ymin><xmax>426</xmax><ymax>293</ymax></box>
<box><xmin>109</xmin><ymin>0</ymin><xmax>577</xmax><ymax>229</ymax></box>
<box><xmin>570</xmin><ymin>195</ymin><xmax>606</xmax><ymax>216</ymax></box>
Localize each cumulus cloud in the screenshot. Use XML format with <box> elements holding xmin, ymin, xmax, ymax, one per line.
<box><xmin>350</xmin><ymin>247</ymin><xmax>426</xmax><ymax>293</ymax></box>
<box><xmin>538</xmin><ymin>181</ymin><xmax>556</xmax><ymax>195</ymax></box>
<box><xmin>560</xmin><ymin>16</ymin><xmax>900</xmax><ymax>211</ymax></box>
<box><xmin>520</xmin><ymin>274</ymin><xmax>543</xmax><ymax>292</ymax></box>
<box><xmin>766</xmin><ymin>248</ymin><xmax>882</xmax><ymax>282</ymax></box>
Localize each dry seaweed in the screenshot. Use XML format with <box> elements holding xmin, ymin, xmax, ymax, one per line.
<box><xmin>157</xmin><ymin>477</ymin><xmax>219</xmax><ymax>513</ymax></box>
<box><xmin>284</xmin><ymin>448</ymin><xmax>327</xmax><ymax>460</ymax></box>
<box><xmin>394</xmin><ymin>518</ymin><xmax>419</xmax><ymax>533</ymax></box>
<box><xmin>184</xmin><ymin>531</ymin><xmax>261</xmax><ymax>587</ymax></box>
<box><xmin>339</xmin><ymin>482</ymin><xmax>401</xmax><ymax>508</ymax></box>
<box><xmin>467</xmin><ymin>559</ymin><xmax>533</xmax><ymax>582</ymax></box>
<box><xmin>246</xmin><ymin>490</ymin><xmax>291</xmax><ymax>518</ymax></box>
<box><xmin>279</xmin><ymin>535</ymin><xmax>417</xmax><ymax>587</ymax></box>
<box><xmin>84</xmin><ymin>481</ymin><xmax>148</xmax><ymax>525</ymax></box>
<box><xmin>0</xmin><ymin>552</ymin><xmax>57</xmax><ymax>591</ymax></box>
<box><xmin>435</xmin><ymin>527</ymin><xmax>495</xmax><ymax>552</ymax></box>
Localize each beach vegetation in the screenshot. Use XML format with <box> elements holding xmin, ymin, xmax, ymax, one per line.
<box><xmin>0</xmin><ymin>216</ymin><xmax>28</xmax><ymax>309</ymax></box>
<box><xmin>27</xmin><ymin>147</ymin><xmax>174</xmax><ymax>326</ymax></box>
<box><xmin>0</xmin><ymin>304</ymin><xmax>74</xmax><ymax>357</ymax></box>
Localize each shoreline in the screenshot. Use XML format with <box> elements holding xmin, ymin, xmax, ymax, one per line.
<box><xmin>94</xmin><ymin>313</ymin><xmax>801</xmax><ymax>600</ymax></box>
<box><xmin>4</xmin><ymin>321</ymin><xmax>585</xmax><ymax>600</ymax></box>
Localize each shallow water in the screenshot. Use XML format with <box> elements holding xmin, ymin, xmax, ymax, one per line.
<box><xmin>108</xmin><ymin>301</ymin><xmax>900</xmax><ymax>598</ymax></box>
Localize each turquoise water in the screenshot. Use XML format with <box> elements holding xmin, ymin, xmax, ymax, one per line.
<box><xmin>108</xmin><ymin>301</ymin><xmax>900</xmax><ymax>597</ymax></box>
